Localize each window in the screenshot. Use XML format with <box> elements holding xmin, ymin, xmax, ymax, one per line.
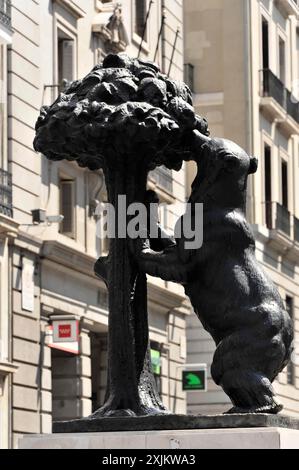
<box><xmin>51</xmin><ymin>348</ymin><xmax>79</xmax><ymax>422</ymax></box>
<box><xmin>281</xmin><ymin>160</ymin><xmax>288</xmax><ymax>209</ymax></box>
<box><xmin>57</xmin><ymin>28</ymin><xmax>75</xmax><ymax>90</ymax></box>
<box><xmin>262</xmin><ymin>17</ymin><xmax>269</xmax><ymax>70</ymax></box>
<box><xmin>96</xmin><ymin>202</ymin><xmax>110</xmax><ymax>258</ymax></box>
<box><xmin>134</xmin><ymin>0</ymin><xmax>147</xmax><ymax>38</ymax></box>
<box><xmin>184</xmin><ymin>63</ymin><xmax>195</xmax><ymax>93</ymax></box>
<box><xmin>91</xmin><ymin>333</ymin><xmax>108</xmax><ymax>412</ymax></box>
<box><xmin>279</xmin><ymin>37</ymin><xmax>286</xmax><ymax>84</ymax></box>
<box><xmin>0</xmin><ymin>44</ymin><xmax>6</xmax><ymax>168</ymax></box>
<box><xmin>286</xmin><ymin>296</ymin><xmax>295</xmax><ymax>385</ymax></box>
<box><xmin>264</xmin><ymin>145</ymin><xmax>272</xmax><ymax>228</ymax></box>
<box><xmin>150</xmin><ymin>341</ymin><xmax>162</xmax><ymax>394</ymax></box>
<box><xmin>59</xmin><ymin>179</ymin><xmax>76</xmax><ymax>238</ymax></box>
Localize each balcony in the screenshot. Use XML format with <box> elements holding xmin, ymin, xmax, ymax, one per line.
<box><xmin>260</xmin><ymin>69</ymin><xmax>299</xmax><ymax>135</ymax></box>
<box><xmin>275</xmin><ymin>0</ymin><xmax>299</xmax><ymax>17</ymax></box>
<box><xmin>0</xmin><ymin>0</ymin><xmax>12</xmax><ymax>43</ymax></box>
<box><xmin>0</xmin><ymin>169</ymin><xmax>12</xmax><ymax>218</ymax></box>
<box><xmin>266</xmin><ymin>202</ymin><xmax>290</xmax><ymax>235</ymax></box>
<box><xmin>264</xmin><ymin>201</ymin><xmax>299</xmax><ymax>259</ymax></box>
<box><xmin>286</xmin><ymin>89</ymin><xmax>299</xmax><ymax>122</ymax></box>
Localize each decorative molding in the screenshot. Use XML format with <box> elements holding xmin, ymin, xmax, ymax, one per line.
<box><xmin>251</xmin><ymin>224</ymin><xmax>271</xmax><ymax>245</ymax></box>
<box><xmin>252</xmin><ymin>224</ymin><xmax>299</xmax><ymax>263</ymax></box>
<box><xmin>88</xmin><ymin>170</ymin><xmax>106</xmax><ymax>217</ymax></box>
<box><xmin>95</xmin><ymin>1</ymin><xmax>115</xmax><ymax>13</ymax></box>
<box><xmin>193</xmin><ymin>92</ymin><xmax>224</xmax><ymax>108</ymax></box>
<box><xmin>92</xmin><ymin>3</ymin><xmax>129</xmax><ymax>54</ymax></box>
<box><xmin>42</xmin><ymin>240</ymin><xmax>97</xmax><ymax>278</ymax></box>
<box><xmin>0</xmin><ymin>361</ymin><xmax>18</xmax><ymax>376</ymax></box>
<box><xmin>14</xmin><ymin>230</ymin><xmax>43</xmax><ymax>255</ymax></box>
<box><xmin>260</xmin><ymin>97</ymin><xmax>299</xmax><ymax>137</ymax></box>
<box><xmin>54</xmin><ymin>0</ymin><xmax>86</xmax><ymax>19</ymax></box>
<box><xmin>147</xmin><ymin>281</ymin><xmax>186</xmax><ymax>314</ymax></box>
<box><xmin>0</xmin><ymin>213</ymin><xmax>19</xmax><ymax>238</ymax></box>
<box><xmin>0</xmin><ymin>24</ymin><xmax>13</xmax><ymax>44</ymax></box>
<box><xmin>274</xmin><ymin>0</ymin><xmax>299</xmax><ymax>19</ymax></box>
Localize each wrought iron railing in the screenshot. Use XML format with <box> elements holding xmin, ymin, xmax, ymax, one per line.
<box><xmin>149</xmin><ymin>166</ymin><xmax>173</xmax><ymax>194</ymax></box>
<box><xmin>0</xmin><ymin>168</ymin><xmax>13</xmax><ymax>217</ymax></box>
<box><xmin>286</xmin><ymin>89</ymin><xmax>299</xmax><ymax>123</ymax></box>
<box><xmin>261</xmin><ymin>69</ymin><xmax>285</xmax><ymax>108</ymax></box>
<box><xmin>265</xmin><ymin>201</ymin><xmax>291</xmax><ymax>236</ymax></box>
<box><xmin>260</xmin><ymin>69</ymin><xmax>299</xmax><ymax>124</ymax></box>
<box><xmin>265</xmin><ymin>201</ymin><xmax>273</xmax><ymax>230</ymax></box>
<box><xmin>0</xmin><ymin>0</ymin><xmax>11</xmax><ymax>29</ymax></box>
<box><xmin>276</xmin><ymin>203</ymin><xmax>291</xmax><ymax>236</ymax></box>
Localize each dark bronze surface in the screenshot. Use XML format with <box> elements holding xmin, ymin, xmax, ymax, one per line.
<box><xmin>34</xmin><ymin>53</ymin><xmax>293</xmax><ymax>421</ymax></box>
<box><xmin>53</xmin><ymin>414</ymin><xmax>299</xmax><ymax>434</ymax></box>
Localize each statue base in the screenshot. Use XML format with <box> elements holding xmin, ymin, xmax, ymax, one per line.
<box><xmin>19</xmin><ymin>414</ymin><xmax>299</xmax><ymax>449</ymax></box>
<box><xmin>51</xmin><ymin>413</ymin><xmax>299</xmax><ymax>433</ymax></box>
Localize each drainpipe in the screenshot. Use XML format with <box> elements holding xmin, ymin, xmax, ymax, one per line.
<box><xmin>244</xmin><ymin>0</ymin><xmax>254</xmax><ymax>223</ymax></box>
<box><xmin>8</xmin><ymin>242</ymin><xmax>12</xmax><ymax>449</ymax></box>
<box><xmin>161</xmin><ymin>0</ymin><xmax>166</xmax><ymax>74</ymax></box>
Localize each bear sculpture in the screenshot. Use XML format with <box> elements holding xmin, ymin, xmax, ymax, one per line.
<box><xmin>133</xmin><ymin>130</ymin><xmax>294</xmax><ymax>414</ymax></box>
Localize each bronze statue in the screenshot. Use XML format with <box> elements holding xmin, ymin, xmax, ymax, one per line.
<box><xmin>34</xmin><ymin>53</ymin><xmax>208</xmax><ymax>417</ymax></box>
<box><xmin>132</xmin><ymin>131</ymin><xmax>294</xmax><ymax>414</ymax></box>
<box><xmin>34</xmin><ymin>53</ymin><xmax>293</xmax><ymax>419</ymax></box>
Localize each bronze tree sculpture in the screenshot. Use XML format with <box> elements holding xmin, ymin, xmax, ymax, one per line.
<box><xmin>34</xmin><ymin>53</ymin><xmax>208</xmax><ymax>417</ymax></box>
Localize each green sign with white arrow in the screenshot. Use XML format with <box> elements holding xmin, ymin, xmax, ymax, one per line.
<box><xmin>182</xmin><ymin>370</ymin><xmax>207</xmax><ymax>391</ymax></box>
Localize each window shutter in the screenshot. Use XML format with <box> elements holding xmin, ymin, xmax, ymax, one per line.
<box><xmin>60</xmin><ymin>180</ymin><xmax>75</xmax><ymax>237</ymax></box>
<box><xmin>58</xmin><ymin>39</ymin><xmax>74</xmax><ymax>85</ymax></box>
<box><xmin>135</xmin><ymin>0</ymin><xmax>146</xmax><ymax>37</ymax></box>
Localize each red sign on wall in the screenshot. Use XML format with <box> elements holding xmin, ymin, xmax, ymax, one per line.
<box><xmin>52</xmin><ymin>318</ymin><xmax>79</xmax><ymax>344</ymax></box>
<box><xmin>58</xmin><ymin>324</ymin><xmax>72</xmax><ymax>338</ymax></box>
<box><xmin>45</xmin><ymin>317</ymin><xmax>80</xmax><ymax>355</ymax></box>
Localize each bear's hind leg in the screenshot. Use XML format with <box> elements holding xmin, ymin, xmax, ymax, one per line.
<box><xmin>220</xmin><ymin>370</ymin><xmax>283</xmax><ymax>414</ymax></box>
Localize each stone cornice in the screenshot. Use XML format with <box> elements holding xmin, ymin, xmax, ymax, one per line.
<box><xmin>0</xmin><ymin>361</ymin><xmax>18</xmax><ymax>376</ymax></box>
<box><xmin>41</xmin><ymin>240</ymin><xmax>188</xmax><ymax>313</ymax></box>
<box><xmin>14</xmin><ymin>230</ymin><xmax>43</xmax><ymax>255</ymax></box>
<box><xmin>147</xmin><ymin>281</ymin><xmax>186</xmax><ymax>314</ymax></box>
<box><xmin>193</xmin><ymin>92</ymin><xmax>224</xmax><ymax>108</ymax></box>
<box><xmin>95</xmin><ymin>1</ymin><xmax>114</xmax><ymax>13</ymax></box>
<box><xmin>54</xmin><ymin>0</ymin><xmax>86</xmax><ymax>18</ymax></box>
<box><xmin>41</xmin><ymin>240</ymin><xmax>97</xmax><ymax>277</ymax></box>
<box><xmin>0</xmin><ymin>213</ymin><xmax>19</xmax><ymax>239</ymax></box>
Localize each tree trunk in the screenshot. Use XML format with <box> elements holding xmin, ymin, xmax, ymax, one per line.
<box><xmin>92</xmin><ymin>161</ymin><xmax>166</xmax><ymax>417</ymax></box>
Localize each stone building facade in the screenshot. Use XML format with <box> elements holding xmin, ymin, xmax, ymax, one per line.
<box><xmin>184</xmin><ymin>0</ymin><xmax>299</xmax><ymax>417</ymax></box>
<box><xmin>0</xmin><ymin>0</ymin><xmax>189</xmax><ymax>448</ymax></box>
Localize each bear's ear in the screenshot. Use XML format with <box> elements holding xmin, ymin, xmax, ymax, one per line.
<box><xmin>249</xmin><ymin>156</ymin><xmax>258</xmax><ymax>174</ymax></box>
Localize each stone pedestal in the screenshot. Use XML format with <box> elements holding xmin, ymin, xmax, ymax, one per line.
<box><xmin>19</xmin><ymin>427</ymin><xmax>299</xmax><ymax>449</ymax></box>
<box><xmin>19</xmin><ymin>414</ymin><xmax>299</xmax><ymax>449</ymax></box>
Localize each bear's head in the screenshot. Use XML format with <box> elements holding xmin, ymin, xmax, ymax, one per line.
<box><xmin>187</xmin><ymin>130</ymin><xmax>258</xmax><ymax>209</ymax></box>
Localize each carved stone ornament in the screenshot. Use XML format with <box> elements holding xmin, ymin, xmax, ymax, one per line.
<box><xmin>92</xmin><ymin>3</ymin><xmax>129</xmax><ymax>54</ymax></box>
